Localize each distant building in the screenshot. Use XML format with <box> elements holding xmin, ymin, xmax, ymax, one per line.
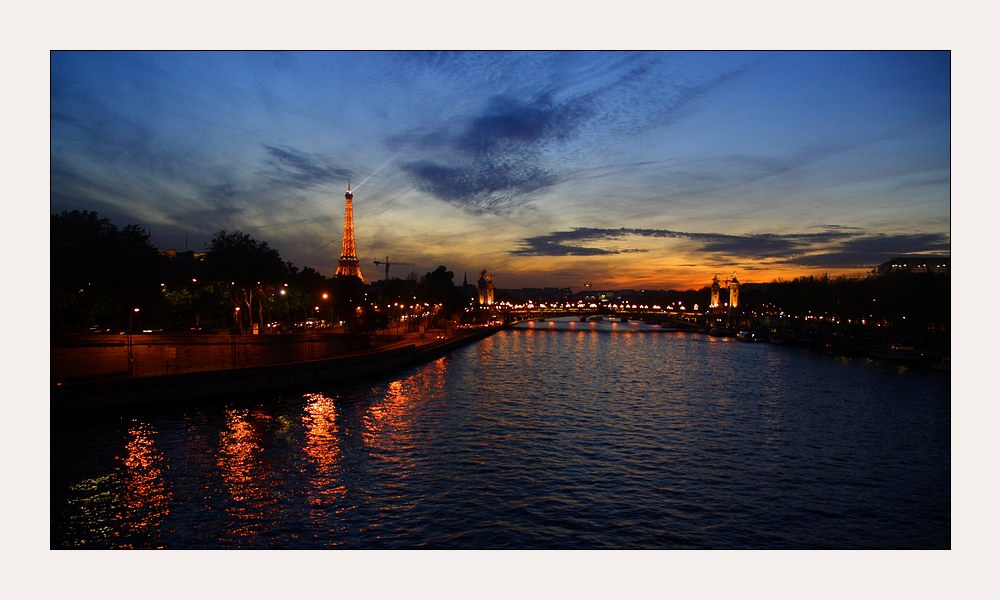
<box><xmin>876</xmin><ymin>256</ymin><xmax>949</xmax><ymax>276</ymax></box>
<box><xmin>462</xmin><ymin>273</ymin><xmax>477</xmax><ymax>302</ymax></box>
<box><xmin>583</xmin><ymin>290</ymin><xmax>618</xmax><ymax>303</ymax></box>
<box><xmin>159</xmin><ymin>249</ymin><xmax>206</xmax><ymax>261</ymax></box>
<box><xmin>707</xmin><ymin>273</ymin><xmax>740</xmax><ymax>309</ymax></box>
<box><xmin>477</xmin><ymin>270</ymin><xmax>495</xmax><ymax>305</ymax></box>
<box><xmin>159</xmin><ymin>249</ymin><xmax>206</xmax><ymax>283</ymax></box>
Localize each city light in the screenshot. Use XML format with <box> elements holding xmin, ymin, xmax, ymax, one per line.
<box><xmin>49</xmin><ymin>50</ymin><xmax>951</xmax><ymax>554</ymax></box>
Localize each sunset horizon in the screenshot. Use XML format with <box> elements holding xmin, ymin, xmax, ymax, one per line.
<box><xmin>51</xmin><ymin>51</ymin><xmax>949</xmax><ymax>292</ymax></box>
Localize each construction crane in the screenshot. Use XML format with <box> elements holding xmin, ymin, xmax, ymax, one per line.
<box><xmin>373</xmin><ymin>256</ymin><xmax>415</xmax><ymax>281</ymax></box>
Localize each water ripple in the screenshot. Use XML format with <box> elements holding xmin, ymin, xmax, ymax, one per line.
<box><xmin>51</xmin><ymin>330</ymin><xmax>950</xmax><ymax>548</ymax></box>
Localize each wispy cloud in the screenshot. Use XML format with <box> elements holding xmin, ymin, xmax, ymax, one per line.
<box><xmin>786</xmin><ymin>233</ymin><xmax>951</xmax><ymax>267</ymax></box>
<box><xmin>392</xmin><ymin>55</ymin><xmax>752</xmax><ymax>214</ymax></box>
<box><xmin>402</xmin><ymin>159</ymin><xmax>559</xmax><ymax>214</ymax></box>
<box><xmin>260</xmin><ymin>144</ymin><xmax>352</xmax><ymax>189</ymax></box>
<box><xmin>511</xmin><ymin>226</ymin><xmax>949</xmax><ymax>268</ymax></box>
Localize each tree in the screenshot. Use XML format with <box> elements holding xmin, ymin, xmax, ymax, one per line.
<box><xmin>330</xmin><ymin>274</ymin><xmax>366</xmax><ymax>328</ymax></box>
<box><xmin>204</xmin><ymin>230</ymin><xmax>286</xmax><ymax>333</ymax></box>
<box><xmin>419</xmin><ymin>266</ymin><xmax>465</xmax><ymax>322</ymax></box>
<box><xmin>420</xmin><ymin>266</ymin><xmax>455</xmax><ymax>303</ymax></box>
<box><xmin>51</xmin><ymin>210</ymin><xmax>161</xmax><ymax>333</ymax></box>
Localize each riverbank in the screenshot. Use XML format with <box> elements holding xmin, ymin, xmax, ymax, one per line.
<box><xmin>51</xmin><ymin>318</ymin><xmax>950</xmax><ymax>549</ymax></box>
<box><xmin>52</xmin><ymin>326</ymin><xmax>504</xmax><ymax>413</ymax></box>
<box><xmin>514</xmin><ymin>317</ymin><xmax>949</xmax><ymax>369</ymax></box>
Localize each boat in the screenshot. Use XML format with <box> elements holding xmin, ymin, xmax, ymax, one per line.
<box><xmin>796</xmin><ymin>332</ymin><xmax>822</xmax><ymax>349</ymax></box>
<box><xmin>768</xmin><ymin>330</ymin><xmax>797</xmax><ymax>346</ymax></box>
<box><xmin>870</xmin><ymin>343</ymin><xmax>930</xmax><ymax>365</ymax></box>
<box><xmin>829</xmin><ymin>332</ymin><xmax>870</xmax><ymax>356</ymax></box>
<box><xmin>708</xmin><ymin>327</ymin><xmax>737</xmax><ymax>338</ymax></box>
<box><xmin>736</xmin><ymin>327</ymin><xmax>770</xmax><ymax>342</ymax></box>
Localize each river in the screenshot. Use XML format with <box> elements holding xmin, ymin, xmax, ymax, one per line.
<box><xmin>50</xmin><ymin>324</ymin><xmax>950</xmax><ymax>548</ymax></box>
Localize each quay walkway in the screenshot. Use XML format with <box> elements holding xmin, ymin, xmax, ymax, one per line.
<box><xmin>52</xmin><ymin>326</ymin><xmax>504</xmax><ymax>413</ymax></box>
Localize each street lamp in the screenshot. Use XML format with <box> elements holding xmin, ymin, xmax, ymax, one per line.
<box><xmin>127</xmin><ymin>307</ymin><xmax>140</xmax><ymax>377</ymax></box>
<box><xmin>322</xmin><ymin>293</ymin><xmax>335</xmax><ymax>326</ymax></box>
<box><xmin>234</xmin><ymin>306</ymin><xmax>241</xmax><ymax>333</ymax></box>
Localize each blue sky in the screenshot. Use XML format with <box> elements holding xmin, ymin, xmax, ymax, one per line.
<box><xmin>50</xmin><ymin>51</ymin><xmax>950</xmax><ymax>289</ymax></box>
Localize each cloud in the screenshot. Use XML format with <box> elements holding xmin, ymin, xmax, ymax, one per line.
<box><xmin>512</xmin><ymin>227</ymin><xmax>852</xmax><ymax>258</ymax></box>
<box><xmin>633</xmin><ymin>62</ymin><xmax>753</xmax><ymax>133</ymax></box>
<box><xmin>511</xmin><ymin>228</ymin><xmax>651</xmax><ymax>256</ymax></box>
<box><xmin>511</xmin><ymin>226</ymin><xmax>949</xmax><ymax>268</ymax></box>
<box><xmin>890</xmin><ymin>175</ymin><xmax>950</xmax><ymax>192</ymax></box>
<box><xmin>833</xmin><ymin>233</ymin><xmax>950</xmax><ymax>255</ymax></box>
<box><xmin>392</xmin><ymin>55</ymin><xmax>752</xmax><ymax>214</ymax></box>
<box><xmin>396</xmin><ymin>90</ymin><xmax>594</xmax><ymax>213</ymax></box>
<box><xmin>786</xmin><ymin>233</ymin><xmax>950</xmax><ymax>268</ymax></box>
<box><xmin>820</xmin><ymin>224</ymin><xmax>866</xmax><ymax>230</ymax></box>
<box><xmin>641</xmin><ymin>137</ymin><xmax>895</xmax><ymax>198</ymax></box>
<box><xmin>457</xmin><ymin>93</ymin><xmax>595</xmax><ymax>155</ymax></box>
<box><xmin>260</xmin><ymin>144</ymin><xmax>352</xmax><ymax>189</ymax></box>
<box><xmin>402</xmin><ymin>159</ymin><xmax>559</xmax><ymax>214</ymax></box>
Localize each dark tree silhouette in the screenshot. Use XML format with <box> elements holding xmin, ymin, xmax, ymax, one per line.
<box><xmin>204</xmin><ymin>230</ymin><xmax>287</xmax><ymax>333</ymax></box>
<box><xmin>51</xmin><ymin>210</ymin><xmax>161</xmax><ymax>333</ymax></box>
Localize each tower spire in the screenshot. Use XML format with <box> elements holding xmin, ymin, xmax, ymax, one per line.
<box><xmin>335</xmin><ymin>180</ymin><xmax>365</xmax><ymax>282</ymax></box>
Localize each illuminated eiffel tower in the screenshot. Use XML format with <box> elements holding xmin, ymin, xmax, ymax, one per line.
<box><xmin>335</xmin><ymin>180</ymin><xmax>365</xmax><ymax>282</ymax></box>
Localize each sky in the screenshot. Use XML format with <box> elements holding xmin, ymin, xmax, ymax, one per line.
<box><xmin>50</xmin><ymin>51</ymin><xmax>950</xmax><ymax>290</ymax></box>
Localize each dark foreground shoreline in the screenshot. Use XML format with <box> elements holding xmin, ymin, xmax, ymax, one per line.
<box><xmin>52</xmin><ymin>326</ymin><xmax>503</xmax><ymax>414</ymax></box>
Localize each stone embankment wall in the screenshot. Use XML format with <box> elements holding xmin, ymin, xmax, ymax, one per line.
<box><xmin>51</xmin><ymin>332</ymin><xmax>374</xmax><ymax>382</ymax></box>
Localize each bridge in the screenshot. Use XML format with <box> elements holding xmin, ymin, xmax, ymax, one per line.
<box><xmin>484</xmin><ymin>303</ymin><xmax>706</xmax><ymax>329</ymax></box>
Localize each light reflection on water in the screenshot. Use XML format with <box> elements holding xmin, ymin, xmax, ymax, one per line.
<box><xmin>119</xmin><ymin>422</ymin><xmax>172</xmax><ymax>547</ymax></box>
<box><xmin>57</xmin><ymin>421</ymin><xmax>172</xmax><ymax>548</ymax></box>
<box><xmin>51</xmin><ymin>331</ymin><xmax>949</xmax><ymax>549</ymax></box>
<box><xmin>216</xmin><ymin>410</ymin><xmax>281</xmax><ymax>544</ymax></box>
<box><xmin>301</xmin><ymin>393</ymin><xmax>347</xmax><ymax>545</ymax></box>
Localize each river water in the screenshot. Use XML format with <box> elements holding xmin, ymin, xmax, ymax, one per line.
<box><xmin>50</xmin><ymin>324</ymin><xmax>950</xmax><ymax>549</ymax></box>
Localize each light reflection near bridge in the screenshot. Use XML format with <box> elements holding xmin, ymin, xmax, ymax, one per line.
<box><xmin>514</xmin><ymin>319</ymin><xmax>673</xmax><ymax>333</ymax></box>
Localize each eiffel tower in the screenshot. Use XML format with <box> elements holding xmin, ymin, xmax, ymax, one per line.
<box><xmin>335</xmin><ymin>180</ymin><xmax>365</xmax><ymax>282</ymax></box>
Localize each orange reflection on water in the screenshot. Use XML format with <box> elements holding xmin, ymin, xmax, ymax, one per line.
<box><xmin>302</xmin><ymin>393</ymin><xmax>346</xmax><ymax>507</ymax></box>
<box><xmin>114</xmin><ymin>421</ymin><xmax>172</xmax><ymax>548</ymax></box>
<box><xmin>217</xmin><ymin>409</ymin><xmax>278</xmax><ymax>541</ymax></box>
<box><xmin>363</xmin><ymin>380</ymin><xmax>407</xmax><ymax>451</ymax></box>
<box><xmin>363</xmin><ymin>357</ymin><xmax>446</xmax><ymax>450</ymax></box>
<box><xmin>360</xmin><ymin>359</ymin><xmax>447</xmax><ymax>527</ymax></box>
